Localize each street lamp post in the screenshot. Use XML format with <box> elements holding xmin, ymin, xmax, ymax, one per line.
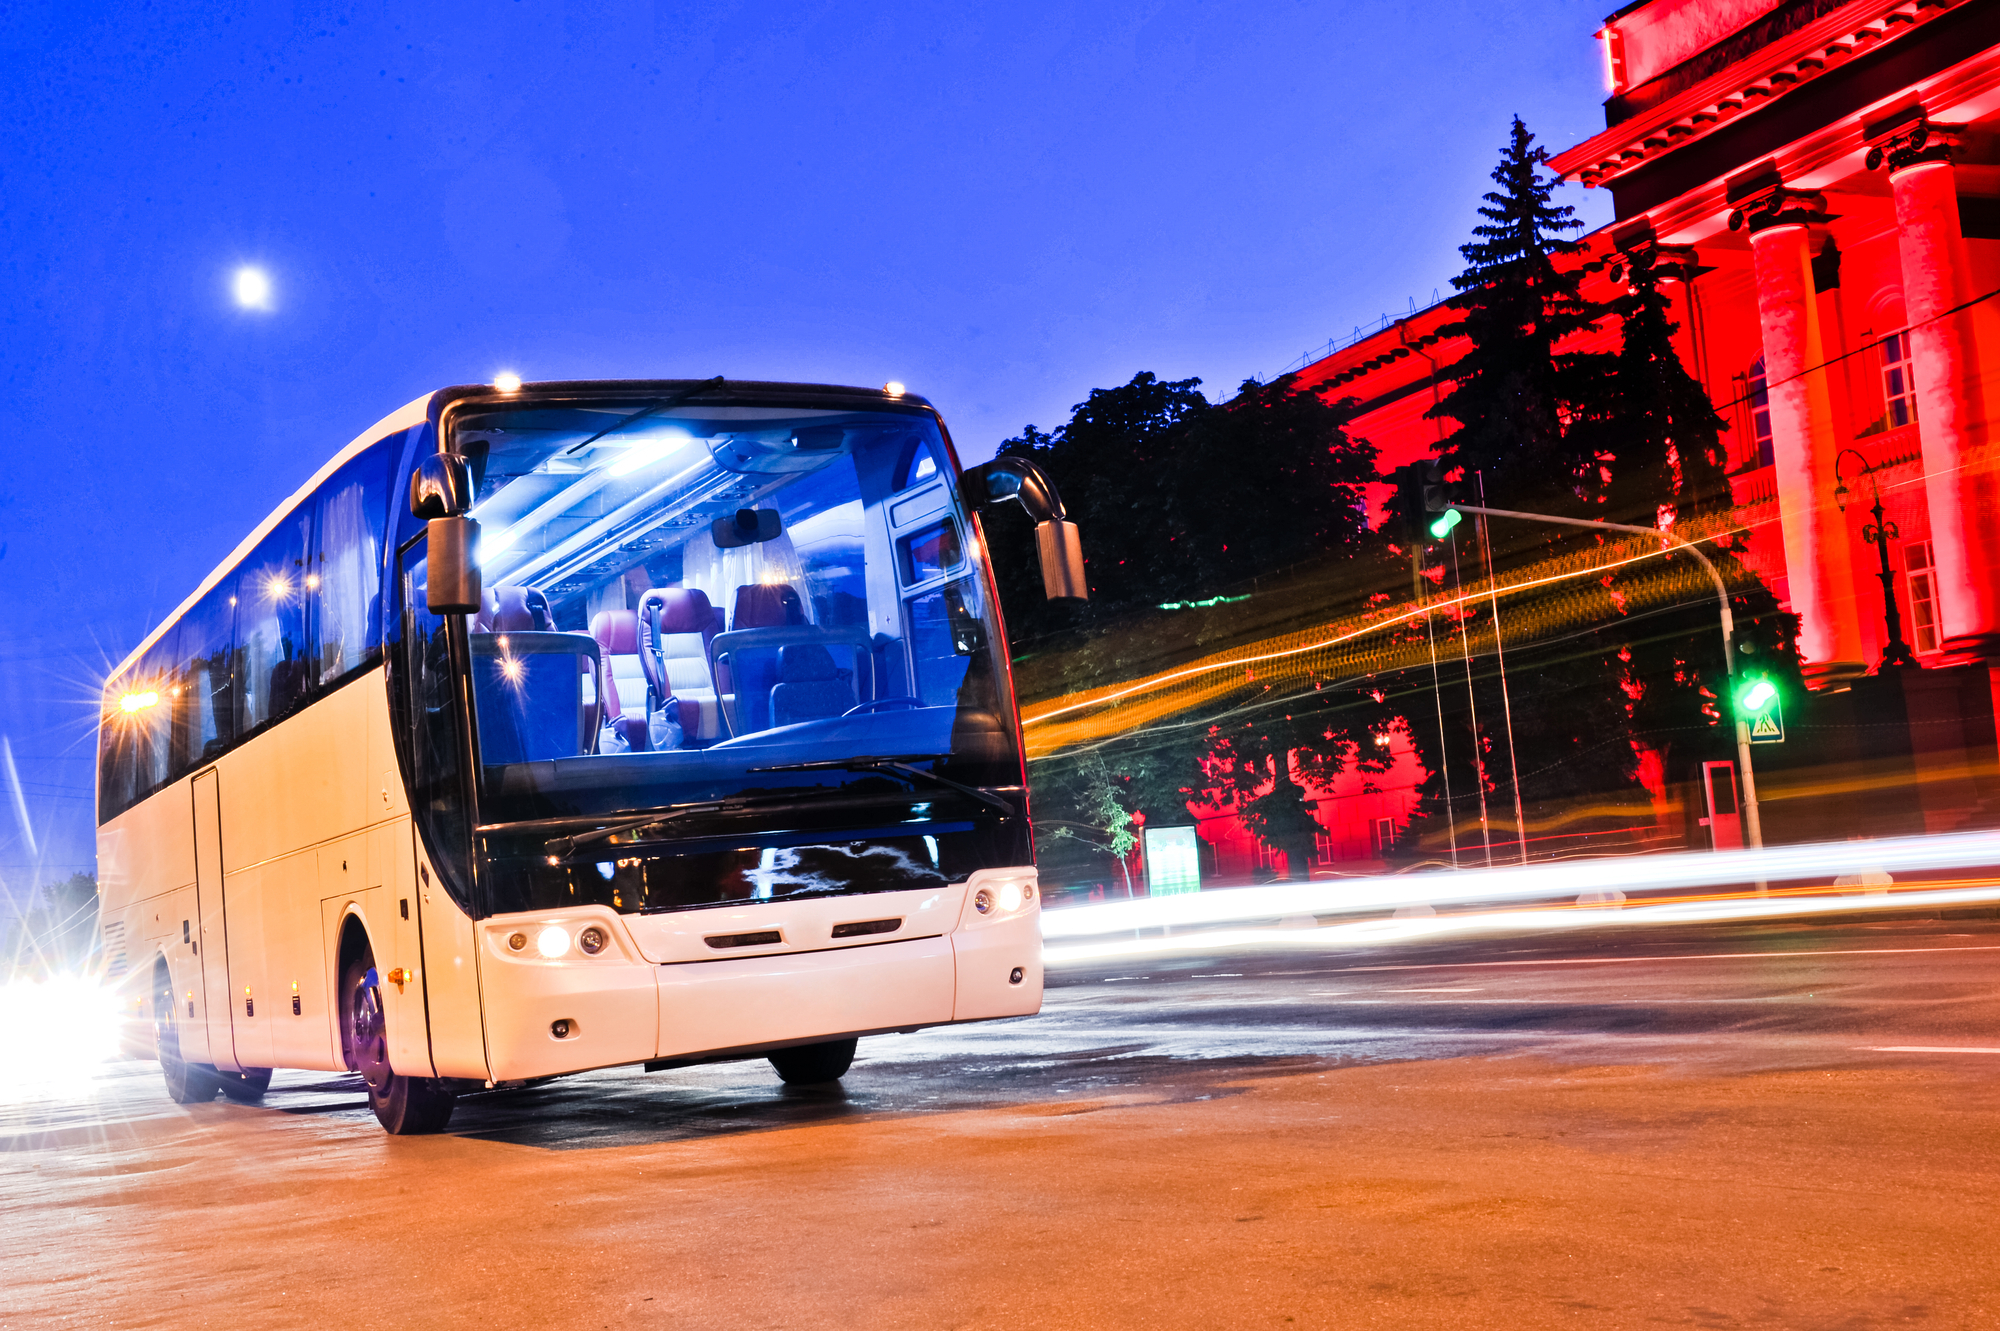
<box><xmin>1449</xmin><ymin>503</ymin><xmax>1765</xmax><ymax>853</ymax></box>
<box><xmin>1833</xmin><ymin>448</ymin><xmax>1920</xmax><ymax>670</ymax></box>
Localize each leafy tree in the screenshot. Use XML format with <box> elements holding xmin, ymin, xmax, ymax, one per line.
<box><xmin>987</xmin><ymin>371</ymin><xmax>1379</xmax><ymax>642</ymax></box>
<box><xmin>1036</xmin><ymin>754</ymin><xmax>1141</xmax><ymax>898</ymax></box>
<box><xmin>4</xmin><ymin>872</ymin><xmax>98</xmax><ymax>977</ymax></box>
<box><xmin>985</xmin><ymin>371</ymin><xmax>1388</xmax><ymax>880</ymax></box>
<box><xmin>1194</xmin><ymin>687</ymin><xmax>1397</xmax><ymax>880</ymax></box>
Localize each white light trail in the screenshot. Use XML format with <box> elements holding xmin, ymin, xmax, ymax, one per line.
<box><xmin>1</xmin><ymin>735</ymin><xmax>36</xmax><ymax>856</ymax></box>
<box><xmin>1041</xmin><ymin>829</ymin><xmax>2000</xmax><ymax>942</ymax></box>
<box><xmin>1042</xmin><ymin>880</ymin><xmax>2000</xmax><ymax>966</ymax></box>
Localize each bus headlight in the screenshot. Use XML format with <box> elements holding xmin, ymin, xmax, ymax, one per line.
<box><xmin>536</xmin><ymin>926</ymin><xmax>572</xmax><ymax>959</ymax></box>
<box><xmin>577</xmin><ymin>926</ymin><xmax>607</xmax><ymax>956</ymax></box>
<box><xmin>973</xmin><ymin>881</ymin><xmax>1035</xmax><ymax>918</ymax></box>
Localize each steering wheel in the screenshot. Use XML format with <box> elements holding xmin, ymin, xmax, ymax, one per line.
<box><xmin>841</xmin><ymin>696</ymin><xmax>924</xmax><ymax>718</ymax></box>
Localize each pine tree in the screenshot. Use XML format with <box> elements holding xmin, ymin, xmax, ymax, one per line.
<box><xmin>1393</xmin><ymin>120</ymin><xmax>1643</xmax><ymax>858</ymax></box>
<box><xmin>1432</xmin><ymin>117</ymin><xmax>1610</xmax><ymax>514</ymax></box>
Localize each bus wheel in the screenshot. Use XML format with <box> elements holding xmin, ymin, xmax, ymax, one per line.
<box><xmin>340</xmin><ymin>952</ymin><xmax>456</xmax><ymax>1135</ymax></box>
<box><xmin>768</xmin><ymin>1038</ymin><xmax>857</xmax><ymax>1085</ymax></box>
<box><xmin>153</xmin><ymin>962</ymin><xmax>218</xmax><ymax>1104</ymax></box>
<box><xmin>217</xmin><ymin>1067</ymin><xmax>273</xmax><ymax>1103</ymax></box>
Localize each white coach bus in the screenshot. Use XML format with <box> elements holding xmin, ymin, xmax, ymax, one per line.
<box><xmin>98</xmin><ymin>378</ymin><xmax>1085</xmax><ymax>1133</ymax></box>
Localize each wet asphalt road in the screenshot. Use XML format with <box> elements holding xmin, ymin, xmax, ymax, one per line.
<box><xmin>5</xmin><ymin>912</ymin><xmax>1999</xmax><ymax>1327</ymax></box>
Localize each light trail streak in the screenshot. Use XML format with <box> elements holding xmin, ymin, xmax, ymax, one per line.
<box><xmin>1042</xmin><ymin>880</ymin><xmax>2000</xmax><ymax>966</ymax></box>
<box><xmin>1041</xmin><ymin>828</ymin><xmax>2000</xmax><ymax>941</ymax></box>
<box><xmin>1017</xmin><ymin>516</ymin><xmax>1749</xmax><ymax>756</ymax></box>
<box><xmin>1867</xmin><ymin>1047</ymin><xmax>2000</xmax><ymax>1055</ymax></box>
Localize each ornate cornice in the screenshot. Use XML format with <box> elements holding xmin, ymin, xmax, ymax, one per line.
<box><xmin>1548</xmin><ymin>0</ymin><xmax>1970</xmax><ymax>190</ymax></box>
<box><xmin>1728</xmin><ymin>185</ymin><xmax>1832</xmax><ymax>233</ymax></box>
<box><xmin>1864</xmin><ymin>111</ymin><xmax>1961</xmax><ymax>171</ymax></box>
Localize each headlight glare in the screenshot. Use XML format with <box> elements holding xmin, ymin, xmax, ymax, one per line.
<box><xmin>536</xmin><ymin>925</ymin><xmax>571</xmax><ymax>958</ymax></box>
<box><xmin>997</xmin><ymin>882</ymin><xmax>1024</xmax><ymax>912</ymax></box>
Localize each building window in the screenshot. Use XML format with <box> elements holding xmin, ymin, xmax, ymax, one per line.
<box><xmin>1745</xmin><ymin>356</ymin><xmax>1774</xmax><ymax>468</ymax></box>
<box><xmin>1905</xmin><ymin>540</ymin><xmax>1939</xmax><ymax>654</ymax></box>
<box><xmin>1881</xmin><ymin>333</ymin><xmax>1916</xmax><ymax>429</ymax></box>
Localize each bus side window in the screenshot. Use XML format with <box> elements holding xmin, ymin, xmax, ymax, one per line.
<box><xmin>239</xmin><ymin>507</ymin><xmax>315</xmax><ymax>729</ymax></box>
<box><xmin>171</xmin><ymin>577</ymin><xmax>240</xmax><ymax>771</ymax></box>
<box><xmin>313</xmin><ymin>438</ymin><xmax>395</xmax><ymax>687</ymax></box>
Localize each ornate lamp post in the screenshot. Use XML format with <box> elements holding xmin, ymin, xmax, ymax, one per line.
<box><xmin>1834</xmin><ymin>448</ymin><xmax>1921</xmax><ymax>670</ymax></box>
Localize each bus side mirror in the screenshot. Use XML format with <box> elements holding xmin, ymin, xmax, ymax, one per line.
<box><xmin>411</xmin><ymin>453</ymin><xmax>475</xmax><ymax>519</ymax></box>
<box><xmin>964</xmin><ymin>456</ymin><xmax>1088</xmax><ymax>601</ymax></box>
<box><xmin>426</xmin><ymin>517</ymin><xmax>482</xmax><ymax>615</ymax></box>
<box><xmin>1036</xmin><ymin>520</ymin><xmax>1088</xmax><ymax>601</ymax></box>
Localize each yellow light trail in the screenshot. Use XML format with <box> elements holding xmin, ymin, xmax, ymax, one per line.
<box><xmin>1020</xmin><ymin>515</ymin><xmax>1754</xmax><ymax>757</ymax></box>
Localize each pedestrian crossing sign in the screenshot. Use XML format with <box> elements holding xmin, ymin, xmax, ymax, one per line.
<box><xmin>1748</xmin><ymin>700</ymin><xmax>1784</xmax><ymax>743</ymax></box>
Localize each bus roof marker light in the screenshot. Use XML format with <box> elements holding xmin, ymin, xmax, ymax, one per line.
<box><xmin>494</xmin><ymin>372</ymin><xmax>522</xmax><ymax>394</ymax></box>
<box><xmin>883</xmin><ymin>381</ymin><xmax>906</xmax><ymax>397</ymax></box>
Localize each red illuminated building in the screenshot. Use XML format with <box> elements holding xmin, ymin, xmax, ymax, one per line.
<box><xmin>1199</xmin><ymin>0</ymin><xmax>2000</xmax><ymax>881</ymax></box>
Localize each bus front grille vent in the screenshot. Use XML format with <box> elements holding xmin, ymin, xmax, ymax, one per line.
<box><xmin>705</xmin><ymin>930</ymin><xmax>784</xmax><ymax>950</ymax></box>
<box><xmin>831</xmin><ymin>918</ymin><xmax>902</xmax><ymax>938</ymax></box>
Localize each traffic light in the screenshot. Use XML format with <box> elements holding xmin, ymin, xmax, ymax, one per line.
<box><xmin>1732</xmin><ymin>670</ymin><xmax>1785</xmax><ymax>743</ymax></box>
<box><xmin>1389</xmin><ymin>460</ymin><xmax>1461</xmax><ymax>545</ymax></box>
<box><xmin>1734</xmin><ymin>676</ymin><xmax>1777</xmax><ymax>712</ymax></box>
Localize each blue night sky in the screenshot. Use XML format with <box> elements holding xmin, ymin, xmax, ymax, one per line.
<box><xmin>0</xmin><ymin>0</ymin><xmax>1614</xmax><ymax>887</ymax></box>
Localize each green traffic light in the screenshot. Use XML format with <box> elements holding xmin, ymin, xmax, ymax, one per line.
<box><xmin>1428</xmin><ymin>508</ymin><xmax>1462</xmax><ymax>539</ymax></box>
<box><xmin>1736</xmin><ymin>677</ymin><xmax>1778</xmax><ymax>712</ymax></box>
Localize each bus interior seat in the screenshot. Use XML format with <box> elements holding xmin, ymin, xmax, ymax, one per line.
<box><xmin>638</xmin><ymin>587</ymin><xmax>724</xmax><ymax>745</ymax></box>
<box><xmin>725</xmin><ymin>582</ymin><xmax>809</xmax><ymax>733</ymax></box>
<box><xmin>475</xmin><ymin>585</ymin><xmax>553</xmax><ymax>633</ymax></box>
<box><xmin>588</xmin><ymin>609</ymin><xmax>652</xmax><ymax>752</ymax></box>
<box><xmin>731</xmin><ymin>582</ymin><xmax>807</xmax><ymax>630</ymax></box>
<box><xmin>770</xmin><ymin>644</ymin><xmax>856</xmax><ymax>727</ymax></box>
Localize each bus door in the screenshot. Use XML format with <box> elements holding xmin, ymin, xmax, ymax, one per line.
<box><xmin>190</xmin><ymin>768</ymin><xmax>239</xmax><ymax>1070</ymax></box>
<box><xmin>1699</xmin><ymin>760</ymin><xmax>1742</xmax><ymax>851</ymax></box>
<box><xmin>398</xmin><ymin>532</ymin><xmax>489</xmax><ymax>1082</ymax></box>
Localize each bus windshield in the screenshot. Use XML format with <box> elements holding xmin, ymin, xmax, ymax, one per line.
<box><xmin>443</xmin><ymin>396</ymin><xmax>1022</xmax><ymax>903</ymax></box>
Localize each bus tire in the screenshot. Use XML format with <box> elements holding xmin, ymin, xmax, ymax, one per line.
<box><xmin>218</xmin><ymin>1067</ymin><xmax>273</xmax><ymax>1103</ymax></box>
<box><xmin>768</xmin><ymin>1038</ymin><xmax>857</xmax><ymax>1085</ymax></box>
<box><xmin>153</xmin><ymin>961</ymin><xmax>218</xmax><ymax>1105</ymax></box>
<box><xmin>340</xmin><ymin>950</ymin><xmax>455</xmax><ymax>1135</ymax></box>
<box><xmin>369</xmin><ymin>1071</ymin><xmax>457</xmax><ymax>1135</ymax></box>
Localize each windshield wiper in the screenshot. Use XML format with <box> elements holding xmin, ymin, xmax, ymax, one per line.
<box><xmin>559</xmin><ymin>376</ymin><xmax>727</xmax><ymax>457</ymax></box>
<box><xmin>747</xmin><ymin>754</ymin><xmax>1016</xmax><ymax>818</ymax></box>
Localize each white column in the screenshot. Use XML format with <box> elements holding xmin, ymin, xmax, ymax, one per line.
<box><xmin>1745</xmin><ymin>192</ymin><xmax>1863</xmax><ymax>678</ymax></box>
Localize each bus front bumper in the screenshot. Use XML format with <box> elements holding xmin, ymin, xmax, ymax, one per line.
<box><xmin>478</xmin><ymin>903</ymin><xmax>1042</xmax><ymax>1083</ymax></box>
